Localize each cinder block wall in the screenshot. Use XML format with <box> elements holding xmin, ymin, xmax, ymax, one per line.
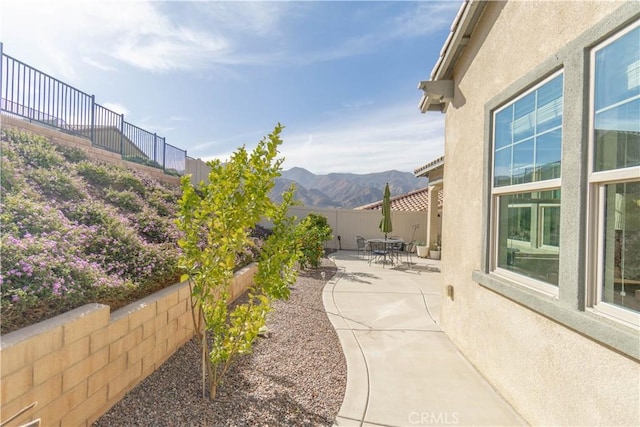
<box><xmin>0</xmin><ymin>263</ymin><xmax>257</xmax><ymax>427</ymax></box>
<box><xmin>0</xmin><ymin>115</ymin><xmax>181</xmax><ymax>186</ymax></box>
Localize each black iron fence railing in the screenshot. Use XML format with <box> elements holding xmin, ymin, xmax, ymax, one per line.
<box><xmin>0</xmin><ymin>43</ymin><xmax>186</xmax><ymax>176</ymax></box>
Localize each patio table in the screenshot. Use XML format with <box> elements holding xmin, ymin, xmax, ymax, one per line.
<box><xmin>366</xmin><ymin>238</ymin><xmax>404</xmax><ymax>267</ymax></box>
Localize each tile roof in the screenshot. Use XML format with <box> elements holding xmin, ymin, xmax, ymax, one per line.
<box><xmin>355</xmin><ymin>187</ymin><xmax>426</xmax><ymax>212</ymax></box>
<box><xmin>414</xmin><ymin>155</ymin><xmax>444</xmax><ymax>177</ymax></box>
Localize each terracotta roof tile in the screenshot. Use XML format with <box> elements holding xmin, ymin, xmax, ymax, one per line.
<box><xmin>355</xmin><ymin>187</ymin><xmax>444</xmax><ymax>212</ymax></box>
<box><xmin>355</xmin><ymin>187</ymin><xmax>429</xmax><ymax>212</ymax></box>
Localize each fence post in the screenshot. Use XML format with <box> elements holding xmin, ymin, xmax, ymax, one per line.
<box><xmin>120</xmin><ymin>113</ymin><xmax>125</xmax><ymax>156</ymax></box>
<box><xmin>153</xmin><ymin>133</ymin><xmax>158</xmax><ymax>166</ymax></box>
<box><xmin>163</xmin><ymin>141</ymin><xmax>167</xmax><ymax>172</ymax></box>
<box><xmin>90</xmin><ymin>95</ymin><xmax>96</xmax><ymax>145</ymax></box>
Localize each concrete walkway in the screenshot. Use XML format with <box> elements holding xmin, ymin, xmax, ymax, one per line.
<box><xmin>323</xmin><ymin>250</ymin><xmax>526</xmax><ymax>427</ymax></box>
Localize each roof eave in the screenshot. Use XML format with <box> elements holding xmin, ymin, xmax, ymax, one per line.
<box><xmin>417</xmin><ymin>0</ymin><xmax>487</xmax><ymax>113</ymax></box>
<box><xmin>414</xmin><ymin>155</ymin><xmax>445</xmax><ymax>177</ymax></box>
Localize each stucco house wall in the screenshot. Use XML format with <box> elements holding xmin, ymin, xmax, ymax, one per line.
<box><xmin>437</xmin><ymin>1</ymin><xmax>639</xmax><ymax>425</ymax></box>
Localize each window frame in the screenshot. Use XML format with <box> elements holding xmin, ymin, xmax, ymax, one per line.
<box><xmin>475</xmin><ymin>7</ymin><xmax>640</xmax><ymax>361</ymax></box>
<box><xmin>490</xmin><ymin>71</ymin><xmax>564</xmax><ymax>296</ymax></box>
<box><xmin>586</xmin><ymin>20</ymin><xmax>640</xmax><ymax>328</ymax></box>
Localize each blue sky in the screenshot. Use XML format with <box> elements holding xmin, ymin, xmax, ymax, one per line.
<box><xmin>1</xmin><ymin>0</ymin><xmax>459</xmax><ymax>174</ymax></box>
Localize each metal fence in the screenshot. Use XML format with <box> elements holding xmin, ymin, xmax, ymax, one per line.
<box><xmin>0</xmin><ymin>43</ymin><xmax>186</xmax><ymax>176</ymax></box>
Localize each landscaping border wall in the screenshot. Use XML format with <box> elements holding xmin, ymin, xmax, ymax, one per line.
<box><xmin>0</xmin><ymin>263</ymin><xmax>257</xmax><ymax>427</ymax></box>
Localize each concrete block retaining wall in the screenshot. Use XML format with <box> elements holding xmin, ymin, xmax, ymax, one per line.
<box><xmin>0</xmin><ymin>263</ymin><xmax>257</xmax><ymax>427</ymax></box>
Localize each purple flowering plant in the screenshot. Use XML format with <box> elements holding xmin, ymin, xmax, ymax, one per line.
<box><xmin>1</xmin><ymin>129</ymin><xmax>182</xmax><ymax>333</ymax></box>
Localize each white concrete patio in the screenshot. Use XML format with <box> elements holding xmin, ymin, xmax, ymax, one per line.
<box><xmin>324</xmin><ymin>250</ymin><xmax>526</xmax><ymax>427</ymax></box>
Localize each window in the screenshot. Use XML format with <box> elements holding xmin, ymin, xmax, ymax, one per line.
<box><xmin>589</xmin><ymin>23</ymin><xmax>640</xmax><ymax>326</ymax></box>
<box><xmin>492</xmin><ymin>72</ymin><xmax>563</xmax><ymax>294</ymax></box>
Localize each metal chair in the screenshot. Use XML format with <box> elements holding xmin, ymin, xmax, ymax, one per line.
<box><xmin>368</xmin><ymin>240</ymin><xmax>390</xmax><ymax>267</ymax></box>
<box><xmin>355</xmin><ymin>236</ymin><xmax>367</xmax><ymax>259</ymax></box>
<box><xmin>403</xmin><ymin>240</ymin><xmax>416</xmax><ymax>265</ymax></box>
<box><xmin>390</xmin><ymin>236</ymin><xmax>404</xmax><ymax>263</ymax></box>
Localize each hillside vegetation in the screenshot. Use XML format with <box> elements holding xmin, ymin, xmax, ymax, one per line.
<box><xmin>0</xmin><ymin>129</ymin><xmax>182</xmax><ymax>333</ymax></box>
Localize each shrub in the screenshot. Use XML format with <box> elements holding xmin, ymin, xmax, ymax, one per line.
<box><xmin>112</xmin><ymin>170</ymin><xmax>147</xmax><ymax>195</ymax></box>
<box><xmin>147</xmin><ymin>191</ymin><xmax>172</xmax><ymax>216</ymax></box>
<box><xmin>57</xmin><ymin>145</ymin><xmax>89</xmax><ymax>163</ymax></box>
<box><xmin>176</xmin><ymin>123</ymin><xmax>299</xmax><ymax>399</ymax></box>
<box><xmin>0</xmin><ymin>153</ymin><xmax>19</xmax><ymax>192</ymax></box>
<box><xmin>0</xmin><ymin>228</ymin><xmax>129</xmax><ymax>327</ymax></box>
<box><xmin>296</xmin><ymin>213</ymin><xmax>333</xmax><ymax>269</ymax></box>
<box><xmin>3</xmin><ymin>130</ymin><xmax>65</xmax><ymax>169</ymax></box>
<box><xmin>105</xmin><ymin>188</ymin><xmax>143</xmax><ymax>212</ymax></box>
<box><xmin>27</xmin><ymin>166</ymin><xmax>85</xmax><ymax>201</ymax></box>
<box><xmin>134</xmin><ymin>208</ymin><xmax>176</xmax><ymax>244</ymax></box>
<box><xmin>76</xmin><ymin>161</ymin><xmax>113</xmax><ymax>187</ymax></box>
<box><xmin>63</xmin><ymin>199</ymin><xmax>119</xmax><ymax>227</ymax></box>
<box><xmin>1</xmin><ymin>191</ymin><xmax>68</xmax><ymax>236</ymax></box>
<box><xmin>0</xmin><ymin>129</ymin><xmax>183</xmax><ymax>333</ymax></box>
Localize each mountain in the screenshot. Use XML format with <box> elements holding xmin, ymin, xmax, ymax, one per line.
<box><xmin>271</xmin><ymin>167</ymin><xmax>427</xmax><ymax>208</ymax></box>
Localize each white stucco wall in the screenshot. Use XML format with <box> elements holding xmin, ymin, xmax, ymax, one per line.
<box><xmin>439</xmin><ymin>1</ymin><xmax>639</xmax><ymax>425</ymax></box>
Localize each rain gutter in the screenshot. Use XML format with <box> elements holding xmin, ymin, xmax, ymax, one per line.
<box><xmin>418</xmin><ymin>0</ymin><xmax>487</xmax><ymax>113</ymax></box>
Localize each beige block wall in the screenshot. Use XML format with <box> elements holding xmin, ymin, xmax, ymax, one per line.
<box><xmin>185</xmin><ymin>156</ymin><xmax>211</xmax><ymax>186</ymax></box>
<box><xmin>277</xmin><ymin>206</ymin><xmax>429</xmax><ymax>251</ymax></box>
<box><xmin>0</xmin><ymin>115</ymin><xmax>181</xmax><ymax>186</ymax></box>
<box><xmin>0</xmin><ymin>264</ymin><xmax>257</xmax><ymax>427</ymax></box>
<box><xmin>439</xmin><ymin>1</ymin><xmax>639</xmax><ymax>425</ymax></box>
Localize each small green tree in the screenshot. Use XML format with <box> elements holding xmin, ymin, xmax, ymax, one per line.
<box><xmin>296</xmin><ymin>213</ymin><xmax>333</xmax><ymax>269</ymax></box>
<box><xmin>176</xmin><ymin>124</ymin><xmax>300</xmax><ymax>399</ymax></box>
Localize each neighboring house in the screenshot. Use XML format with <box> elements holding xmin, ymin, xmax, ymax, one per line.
<box><xmin>355</xmin><ymin>187</ymin><xmax>430</xmax><ymax>211</ymax></box>
<box><xmin>356</xmin><ymin>160</ymin><xmax>445</xmax><ymax>248</ymax></box>
<box><xmin>413</xmin><ymin>155</ymin><xmax>444</xmax><ymax>249</ymax></box>
<box><xmin>417</xmin><ymin>1</ymin><xmax>639</xmax><ymax>426</ymax></box>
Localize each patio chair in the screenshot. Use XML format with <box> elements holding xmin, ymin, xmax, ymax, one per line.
<box><xmin>403</xmin><ymin>240</ymin><xmax>416</xmax><ymax>265</ymax></box>
<box><xmin>355</xmin><ymin>236</ymin><xmax>367</xmax><ymax>259</ymax></box>
<box><xmin>368</xmin><ymin>240</ymin><xmax>390</xmax><ymax>267</ymax></box>
<box><xmin>390</xmin><ymin>236</ymin><xmax>404</xmax><ymax>263</ymax></box>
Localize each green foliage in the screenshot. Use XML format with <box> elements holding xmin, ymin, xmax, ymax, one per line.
<box><xmin>5</xmin><ymin>130</ymin><xmax>65</xmax><ymax>168</ymax></box>
<box><xmin>176</xmin><ymin>123</ymin><xmax>299</xmax><ymax>399</ymax></box>
<box><xmin>0</xmin><ymin>144</ymin><xmax>22</xmax><ymax>193</ymax></box>
<box><xmin>1</xmin><ymin>191</ymin><xmax>67</xmax><ymax>236</ymax></box>
<box><xmin>27</xmin><ymin>166</ymin><xmax>85</xmax><ymax>201</ymax></box>
<box><xmin>295</xmin><ymin>213</ymin><xmax>333</xmax><ymax>269</ymax></box>
<box><xmin>105</xmin><ymin>188</ymin><xmax>143</xmax><ymax>212</ymax></box>
<box><xmin>112</xmin><ymin>170</ymin><xmax>147</xmax><ymax>195</ymax></box>
<box><xmin>123</xmin><ymin>154</ymin><xmax>161</xmax><ymax>169</ymax></box>
<box><xmin>57</xmin><ymin>145</ymin><xmax>89</xmax><ymax>163</ymax></box>
<box><xmin>76</xmin><ymin>161</ymin><xmax>113</xmax><ymax>186</ymax></box>
<box><xmin>77</xmin><ymin>159</ymin><xmax>147</xmax><ymax>195</ymax></box>
<box><xmin>0</xmin><ymin>128</ymin><xmax>182</xmax><ymax>333</ymax></box>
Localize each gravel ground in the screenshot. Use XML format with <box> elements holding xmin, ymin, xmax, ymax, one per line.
<box><xmin>94</xmin><ymin>259</ymin><xmax>346</xmax><ymax>427</ymax></box>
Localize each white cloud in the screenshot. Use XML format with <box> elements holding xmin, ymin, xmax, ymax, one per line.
<box><xmin>282</xmin><ymin>104</ymin><xmax>444</xmax><ymax>174</ymax></box>
<box><xmin>195</xmin><ymin>1</ymin><xmax>292</xmax><ymax>37</ymax></box>
<box><xmin>390</xmin><ymin>2</ymin><xmax>462</xmax><ymax>39</ymax></box>
<box><xmin>201</xmin><ymin>101</ymin><xmax>445</xmax><ymax>175</ymax></box>
<box><xmin>82</xmin><ymin>57</ymin><xmax>117</xmax><ymax>72</ymax></box>
<box><xmin>1</xmin><ymin>0</ymin><xmax>230</xmax><ymax>77</ymax></box>
<box><xmin>291</xmin><ymin>1</ymin><xmax>461</xmax><ymax>66</ymax></box>
<box><xmin>1</xmin><ymin>0</ymin><xmax>461</xmax><ymax>78</ymax></box>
